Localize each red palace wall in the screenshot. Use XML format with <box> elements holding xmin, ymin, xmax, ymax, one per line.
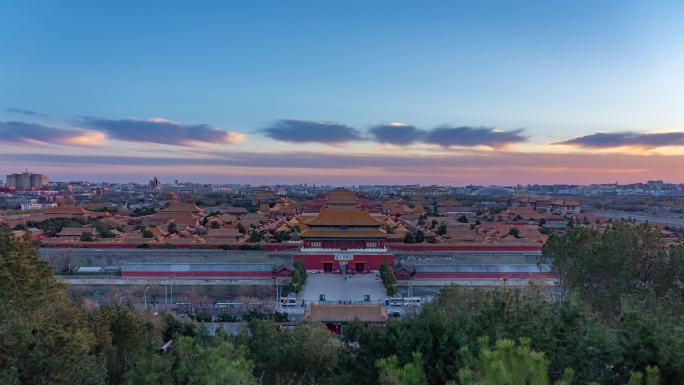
<box><xmin>39</xmin><ymin>243</ymin><xmax>302</xmax><ymax>251</ymax></box>
<box><xmin>295</xmin><ymin>253</ymin><xmax>394</xmax><ymax>273</ymax></box>
<box><xmin>121</xmin><ymin>271</ymin><xmax>273</xmax><ymax>278</ymax></box>
<box><xmin>388</xmin><ymin>244</ymin><xmax>542</xmax><ymax>252</ymax></box>
<box><xmin>414</xmin><ymin>272</ymin><xmax>558</xmax><ymax>279</ymax></box>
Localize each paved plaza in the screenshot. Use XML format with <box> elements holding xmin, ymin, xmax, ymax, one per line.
<box><xmin>300</xmin><ymin>272</ymin><xmax>387</xmax><ymax>304</ymax></box>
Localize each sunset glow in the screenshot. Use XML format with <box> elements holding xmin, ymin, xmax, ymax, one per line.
<box><xmin>1</xmin><ymin>0</ymin><xmax>682</xmax><ymax>184</ymax></box>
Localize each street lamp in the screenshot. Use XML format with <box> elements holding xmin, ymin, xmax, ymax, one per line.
<box><xmin>144</xmin><ymin>286</ymin><xmax>151</xmax><ymax>311</ymax></box>
<box><xmin>272</xmin><ymin>276</ymin><xmax>277</xmax><ymax>304</ymax></box>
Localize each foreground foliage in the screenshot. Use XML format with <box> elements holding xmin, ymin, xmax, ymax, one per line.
<box><xmin>1</xmin><ymin>222</ymin><xmax>683</xmax><ymax>385</ymax></box>
<box><xmin>0</xmin><ymin>227</ymin><xmax>255</xmax><ymax>385</ymax></box>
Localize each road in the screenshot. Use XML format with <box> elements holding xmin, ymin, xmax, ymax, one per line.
<box><xmin>592</xmin><ymin>210</ymin><xmax>684</xmax><ymax>228</ymax></box>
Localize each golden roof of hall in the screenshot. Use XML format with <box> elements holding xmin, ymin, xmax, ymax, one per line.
<box><xmin>506</xmin><ymin>207</ymin><xmax>544</xmax><ymax>219</ymax></box>
<box><xmin>304</xmin><ymin>210</ymin><xmax>383</xmax><ymax>227</ymax></box>
<box><xmin>42</xmin><ymin>205</ymin><xmax>102</xmax><ymax>217</ymax></box>
<box><xmin>56</xmin><ymin>227</ymin><xmax>95</xmax><ymax>237</ymax></box>
<box><xmin>149</xmin><ymin>211</ymin><xmax>199</xmax><ymax>226</ymax></box>
<box><xmin>300</xmin><ymin>228</ymin><xmax>387</xmax><ymax>239</ymax></box>
<box><xmin>205</xmin><ymin>228</ymin><xmax>241</xmax><ymax>238</ymax></box>
<box><xmin>325</xmin><ymin>188</ymin><xmax>359</xmax><ymax>205</ymax></box>
<box><xmin>211</xmin><ymin>214</ymin><xmax>237</xmax><ymax>223</ymax></box>
<box><xmin>161</xmin><ymin>201</ymin><xmax>203</xmax><ymax>214</ymax></box>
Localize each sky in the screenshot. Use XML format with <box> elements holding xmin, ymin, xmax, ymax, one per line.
<box><xmin>1</xmin><ymin>0</ymin><xmax>683</xmax><ymax>185</ymax></box>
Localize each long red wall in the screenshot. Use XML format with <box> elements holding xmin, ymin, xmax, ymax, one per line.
<box><xmin>40</xmin><ymin>243</ymin><xmax>540</xmax><ymax>252</ymax></box>
<box><xmin>40</xmin><ymin>243</ymin><xmax>301</xmax><ymax>251</ymax></box>
<box><xmin>388</xmin><ymin>244</ymin><xmax>542</xmax><ymax>252</ymax></box>
<box><xmin>414</xmin><ymin>272</ymin><xmax>558</xmax><ymax>279</ymax></box>
<box><xmin>121</xmin><ymin>271</ymin><xmax>273</xmax><ymax>278</ymax></box>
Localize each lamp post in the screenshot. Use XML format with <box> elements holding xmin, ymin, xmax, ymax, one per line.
<box><xmin>272</xmin><ymin>276</ymin><xmax>277</xmax><ymax>305</ymax></box>
<box><xmin>144</xmin><ymin>286</ymin><xmax>151</xmax><ymax>311</ymax></box>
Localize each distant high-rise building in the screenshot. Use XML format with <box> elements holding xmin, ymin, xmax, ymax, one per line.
<box><xmin>149</xmin><ymin>176</ymin><xmax>161</xmax><ymax>189</ymax></box>
<box><xmin>6</xmin><ymin>171</ymin><xmax>48</xmax><ymax>190</ymax></box>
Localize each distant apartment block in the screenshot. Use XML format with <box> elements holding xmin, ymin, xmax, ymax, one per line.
<box><xmin>6</xmin><ymin>172</ymin><xmax>48</xmax><ymax>190</ymax></box>
<box><xmin>20</xmin><ymin>202</ymin><xmax>58</xmax><ymax>211</ymax></box>
<box><xmin>149</xmin><ymin>176</ymin><xmax>161</xmax><ymax>189</ymax></box>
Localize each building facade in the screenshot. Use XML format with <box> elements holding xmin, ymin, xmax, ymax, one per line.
<box><xmin>6</xmin><ymin>172</ymin><xmax>48</xmax><ymax>190</ymax></box>
<box><xmin>297</xmin><ymin>208</ymin><xmax>392</xmax><ymax>273</ymax></box>
<box><xmin>300</xmin><ymin>210</ymin><xmax>387</xmax><ymax>251</ymax></box>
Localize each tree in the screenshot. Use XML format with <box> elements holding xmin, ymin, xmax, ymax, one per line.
<box><xmin>404</xmin><ymin>232</ymin><xmax>416</xmax><ymax>243</ymax></box>
<box><xmin>128</xmin><ymin>336</ymin><xmax>256</xmax><ymax>385</ymax></box>
<box><xmin>95</xmin><ymin>221</ymin><xmax>114</xmax><ymax>238</ymax></box>
<box><xmin>336</xmin><ymin>281</ymin><xmax>675</xmax><ymax>385</ymax></box>
<box><xmin>542</xmin><ymin>222</ymin><xmax>681</xmax><ymax>319</ymax></box>
<box><xmin>458</xmin><ymin>215</ymin><xmax>469</xmax><ymax>223</ymax></box>
<box><xmin>415</xmin><ymin>230</ymin><xmax>425</xmax><ymax>243</ymax></box>
<box><xmin>80</xmin><ymin>231</ymin><xmax>95</xmax><ymax>241</ymax></box>
<box><xmin>292</xmin><ymin>260</ymin><xmax>307</xmax><ymax>293</ymax></box>
<box><xmin>209</xmin><ymin>221</ymin><xmax>221</xmax><ymax>229</ymax></box>
<box><xmin>0</xmin><ymin>227</ymin><xmax>105</xmax><ymax>385</ymax></box>
<box><xmin>455</xmin><ymin>338</ymin><xmax>550</xmax><ymax>385</ymax></box>
<box><xmin>277</xmin><ymin>230</ymin><xmax>291</xmax><ymax>242</ymax></box>
<box><xmin>431</xmin><ymin>219</ymin><xmax>438</xmax><ymax>229</ymax></box>
<box><xmin>249</xmin><ymin>230</ymin><xmax>262</xmax><ymax>243</ymax></box>
<box><xmin>508</xmin><ymin>227</ymin><xmax>521</xmax><ymax>238</ymax></box>
<box><xmin>454</xmin><ymin>338</ymin><xmax>660</xmax><ymax>385</ymax></box>
<box><xmin>237</xmin><ymin>222</ymin><xmax>246</xmax><ymax>234</ymax></box>
<box><xmin>142</xmin><ymin>229</ymin><xmax>154</xmax><ymax>238</ymax></box>
<box><xmin>167</xmin><ymin>222</ymin><xmax>178</xmax><ymax>234</ymax></box>
<box><xmin>377</xmin><ymin>352</ymin><xmax>427</xmax><ymax>385</ymax></box>
<box><xmin>248</xmin><ymin>320</ymin><xmax>337</xmax><ymax>385</ymax></box>
<box><xmin>92</xmin><ymin>304</ymin><xmax>151</xmax><ymax>385</ymax></box>
<box><xmin>379</xmin><ymin>258</ymin><xmax>397</xmax><ymax>295</ymax></box>
<box><xmin>437</xmin><ymin>222</ymin><xmax>448</xmax><ymax>236</ymax></box>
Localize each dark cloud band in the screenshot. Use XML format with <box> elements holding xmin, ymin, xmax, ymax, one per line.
<box><xmin>369</xmin><ymin>124</ymin><xmax>424</xmax><ymax>145</ymax></box>
<box><xmin>266</xmin><ymin>119</ymin><xmax>526</xmax><ymax>147</ymax></box>
<box><xmin>554</xmin><ymin>131</ymin><xmax>684</xmax><ymax>149</ymax></box>
<box><xmin>0</xmin><ymin>121</ymin><xmax>100</xmax><ymax>147</ymax></box>
<box><xmin>260</xmin><ymin>119</ymin><xmax>362</xmax><ymax>144</ymax></box>
<box><xmin>79</xmin><ymin>117</ymin><xmax>243</xmax><ymax>146</ymax></box>
<box><xmin>423</xmin><ymin>126</ymin><xmax>525</xmax><ymax>147</ymax></box>
<box><xmin>5</xmin><ymin>108</ymin><xmax>48</xmax><ymax>118</ymax></box>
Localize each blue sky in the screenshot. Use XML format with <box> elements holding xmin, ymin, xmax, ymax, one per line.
<box><xmin>1</xmin><ymin>1</ymin><xmax>683</xmax><ymax>184</ymax></box>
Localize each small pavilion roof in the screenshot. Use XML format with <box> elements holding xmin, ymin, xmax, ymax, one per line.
<box><xmin>304</xmin><ymin>304</ymin><xmax>387</xmax><ymax>323</ymax></box>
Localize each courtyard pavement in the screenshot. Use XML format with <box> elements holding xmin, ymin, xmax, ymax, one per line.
<box><xmin>300</xmin><ymin>272</ymin><xmax>387</xmax><ymax>304</ymax></box>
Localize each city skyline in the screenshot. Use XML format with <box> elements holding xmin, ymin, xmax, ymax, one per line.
<box><xmin>1</xmin><ymin>1</ymin><xmax>684</xmax><ymax>184</ymax></box>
